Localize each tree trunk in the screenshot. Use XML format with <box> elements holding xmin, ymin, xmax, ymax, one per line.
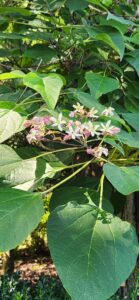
<box><xmin>2</xmin><ymin>250</ymin><xmax>15</xmax><ymax>275</ymax></box>
<box><xmin>119</xmin><ymin>194</ymin><xmax>139</xmax><ymax>299</ymax></box>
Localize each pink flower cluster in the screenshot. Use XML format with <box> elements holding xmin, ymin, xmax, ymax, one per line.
<box><xmin>24</xmin><ymin>103</ymin><xmax>120</xmax><ymax>159</ymax></box>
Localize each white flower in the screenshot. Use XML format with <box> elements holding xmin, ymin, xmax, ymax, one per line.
<box><xmin>100</xmin><ymin>120</ymin><xmax>120</xmax><ymax>136</ymax></box>
<box><xmin>87</xmin><ymin>108</ymin><xmax>98</xmax><ymax>118</ymax></box>
<box><xmin>86</xmin><ymin>146</ymin><xmax>108</xmax><ymax>158</ymax></box>
<box><xmin>83</xmin><ymin>121</ymin><xmax>100</xmax><ymax>137</ymax></box>
<box><xmin>66</xmin><ymin>126</ymin><xmax>82</xmax><ymax>140</ymax></box>
<box><xmin>73</xmin><ymin>102</ymin><xmax>85</xmax><ymax>115</ymax></box>
<box><xmin>93</xmin><ymin>146</ymin><xmax>109</xmax><ymax>158</ymax></box>
<box><xmin>101</xmin><ymin>107</ymin><xmax>115</xmax><ymax>117</ymax></box>
<box><xmin>27</xmin><ymin>128</ymin><xmax>44</xmax><ymax>144</ymax></box>
<box><xmin>52</xmin><ymin>113</ymin><xmax>66</xmax><ymax>131</ymax></box>
<box><xmin>73</xmin><ymin>102</ymin><xmax>84</xmax><ymax>111</ymax></box>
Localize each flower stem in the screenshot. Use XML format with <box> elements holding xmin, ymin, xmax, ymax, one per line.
<box><xmin>42</xmin><ymin>158</ymin><xmax>93</xmax><ymax>195</ymax></box>
<box><xmin>99</xmin><ymin>174</ymin><xmax>105</xmax><ymax>210</ymax></box>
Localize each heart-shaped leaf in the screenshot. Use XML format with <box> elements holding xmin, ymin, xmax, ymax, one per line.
<box><xmin>103</xmin><ymin>163</ymin><xmax>139</xmax><ymax>195</ymax></box>
<box><xmin>0</xmin><ymin>109</ymin><xmax>24</xmax><ymax>143</ymax></box>
<box><xmin>23</xmin><ymin>72</ymin><xmax>64</xmax><ymax>109</ymax></box>
<box><xmin>85</xmin><ymin>72</ymin><xmax>119</xmax><ymax>99</ymax></box>
<box><xmin>0</xmin><ymin>188</ymin><xmax>44</xmax><ymax>251</ymax></box>
<box><xmin>48</xmin><ymin>203</ymin><xmax>138</xmax><ymax>300</ymax></box>
<box><xmin>50</xmin><ymin>186</ymin><xmax>113</xmax><ymax>213</ymax></box>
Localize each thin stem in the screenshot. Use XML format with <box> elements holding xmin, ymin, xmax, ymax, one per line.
<box><xmin>99</xmin><ymin>174</ymin><xmax>105</xmax><ymax>210</ymax></box>
<box><xmin>17</xmin><ymin>99</ymin><xmax>43</xmax><ymax>106</ymax></box>
<box><xmin>40</xmin><ymin>161</ymin><xmax>89</xmax><ymax>177</ymax></box>
<box><xmin>14</xmin><ymin>92</ymin><xmax>39</xmax><ymax>109</ymax></box>
<box><xmin>42</xmin><ymin>158</ymin><xmax>93</xmax><ymax>195</ymax></box>
<box><xmin>27</xmin><ymin>146</ymin><xmax>82</xmax><ymax>161</ymax></box>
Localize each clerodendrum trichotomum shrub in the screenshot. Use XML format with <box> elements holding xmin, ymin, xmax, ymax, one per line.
<box><xmin>0</xmin><ymin>0</ymin><xmax>139</xmax><ymax>299</ymax></box>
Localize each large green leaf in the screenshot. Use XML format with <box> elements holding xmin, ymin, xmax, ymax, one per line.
<box><xmin>117</xmin><ymin>130</ymin><xmax>139</xmax><ymax>148</ymax></box>
<box><xmin>0</xmin><ymin>145</ymin><xmax>72</xmax><ymax>190</ymax></box>
<box><xmin>0</xmin><ymin>109</ymin><xmax>24</xmax><ymax>143</ymax></box>
<box><xmin>71</xmin><ymin>90</ymin><xmax>105</xmax><ymax>111</ymax></box>
<box><xmin>0</xmin><ymin>70</ymin><xmax>24</xmax><ymax>80</ymax></box>
<box><xmin>103</xmin><ymin>163</ymin><xmax>139</xmax><ymax>195</ymax></box>
<box><xmin>23</xmin><ymin>72</ymin><xmax>64</xmax><ymax>109</ymax></box>
<box><xmin>49</xmin><ymin>186</ymin><xmax>113</xmax><ymax>213</ymax></box>
<box><xmin>122</xmin><ymin>113</ymin><xmax>139</xmax><ymax>131</ymax></box>
<box><xmin>0</xmin><ymin>144</ymin><xmax>22</xmax><ymax>177</ymax></box>
<box><xmin>84</xmin><ymin>24</ymin><xmax>125</xmax><ymax>59</ymax></box>
<box><xmin>0</xmin><ymin>188</ymin><xmax>43</xmax><ymax>251</ymax></box>
<box><xmin>85</xmin><ymin>72</ymin><xmax>119</xmax><ymax>99</ymax></box>
<box><xmin>48</xmin><ymin>202</ymin><xmax>138</xmax><ymax>300</ymax></box>
<box><xmin>24</xmin><ymin>45</ymin><xmax>58</xmax><ymax>62</ymax></box>
<box><xmin>0</xmin><ymin>145</ymin><xmax>38</xmax><ymax>189</ymax></box>
<box><xmin>126</xmin><ymin>50</ymin><xmax>139</xmax><ymax>76</ymax></box>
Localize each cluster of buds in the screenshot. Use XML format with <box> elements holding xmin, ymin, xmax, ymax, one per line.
<box><xmin>24</xmin><ymin>103</ymin><xmax>120</xmax><ymax>159</ymax></box>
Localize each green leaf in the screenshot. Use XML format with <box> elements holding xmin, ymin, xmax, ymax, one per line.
<box><xmin>71</xmin><ymin>90</ymin><xmax>105</xmax><ymax>111</ymax></box>
<box><xmin>101</xmin><ymin>0</ymin><xmax>112</xmax><ymax>5</ymax></box>
<box><xmin>0</xmin><ymin>7</ymin><xmax>33</xmax><ymax>17</ymax></box>
<box><xmin>130</xmin><ymin>33</ymin><xmax>139</xmax><ymax>46</ymax></box>
<box><xmin>85</xmin><ymin>72</ymin><xmax>119</xmax><ymax>99</ymax></box>
<box><xmin>117</xmin><ymin>130</ymin><xmax>139</xmax><ymax>148</ymax></box>
<box><xmin>45</xmin><ymin>0</ymin><xmax>65</xmax><ymax>10</ymax></box>
<box><xmin>0</xmin><ymin>70</ymin><xmax>25</xmax><ymax>80</ymax></box>
<box><xmin>0</xmin><ymin>188</ymin><xmax>43</xmax><ymax>251</ymax></box>
<box><xmin>0</xmin><ymin>145</ymin><xmax>38</xmax><ymax>189</ymax></box>
<box><xmin>107</xmin><ymin>12</ymin><xmax>134</xmax><ymax>26</ymax></box>
<box><xmin>100</xmin><ymin>18</ymin><xmax>128</xmax><ymax>34</ymax></box>
<box><xmin>24</xmin><ymin>45</ymin><xmax>58</xmax><ymax>62</ymax></box>
<box><xmin>25</xmin><ymin>31</ymin><xmax>52</xmax><ymax>41</ymax></box>
<box><xmin>97</xmin><ymin>29</ymin><xmax>125</xmax><ymax>60</ymax></box>
<box><xmin>0</xmin><ymin>48</ymin><xmax>20</xmax><ymax>57</ymax></box>
<box><xmin>0</xmin><ymin>144</ymin><xmax>22</xmax><ymax>177</ymax></box>
<box><xmin>84</xmin><ymin>24</ymin><xmax>125</xmax><ymax>60</ymax></box>
<box><xmin>0</xmin><ymin>101</ymin><xmax>15</xmax><ymax>110</ymax></box>
<box><xmin>104</xmin><ymin>137</ymin><xmax>124</xmax><ymax>155</ymax></box>
<box><xmin>126</xmin><ymin>50</ymin><xmax>139</xmax><ymax>76</ymax></box>
<box><xmin>103</xmin><ymin>163</ymin><xmax>139</xmax><ymax>195</ymax></box>
<box><xmin>0</xmin><ymin>145</ymin><xmax>72</xmax><ymax>190</ymax></box>
<box><xmin>23</xmin><ymin>72</ymin><xmax>64</xmax><ymax>109</ymax></box>
<box><xmin>48</xmin><ymin>202</ymin><xmax>138</xmax><ymax>300</ymax></box>
<box><xmin>0</xmin><ymin>109</ymin><xmax>25</xmax><ymax>143</ymax></box>
<box><xmin>49</xmin><ymin>186</ymin><xmax>113</xmax><ymax>213</ymax></box>
<box><xmin>0</xmin><ymin>32</ymin><xmax>23</xmax><ymax>40</ymax></box>
<box><xmin>125</xmin><ymin>96</ymin><xmax>139</xmax><ymax>113</ymax></box>
<box><xmin>88</xmin><ymin>0</ymin><xmax>112</xmax><ymax>7</ymax></box>
<box><xmin>122</xmin><ymin>113</ymin><xmax>139</xmax><ymax>131</ymax></box>
<box><xmin>66</xmin><ymin>0</ymin><xmax>88</xmax><ymax>11</ymax></box>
